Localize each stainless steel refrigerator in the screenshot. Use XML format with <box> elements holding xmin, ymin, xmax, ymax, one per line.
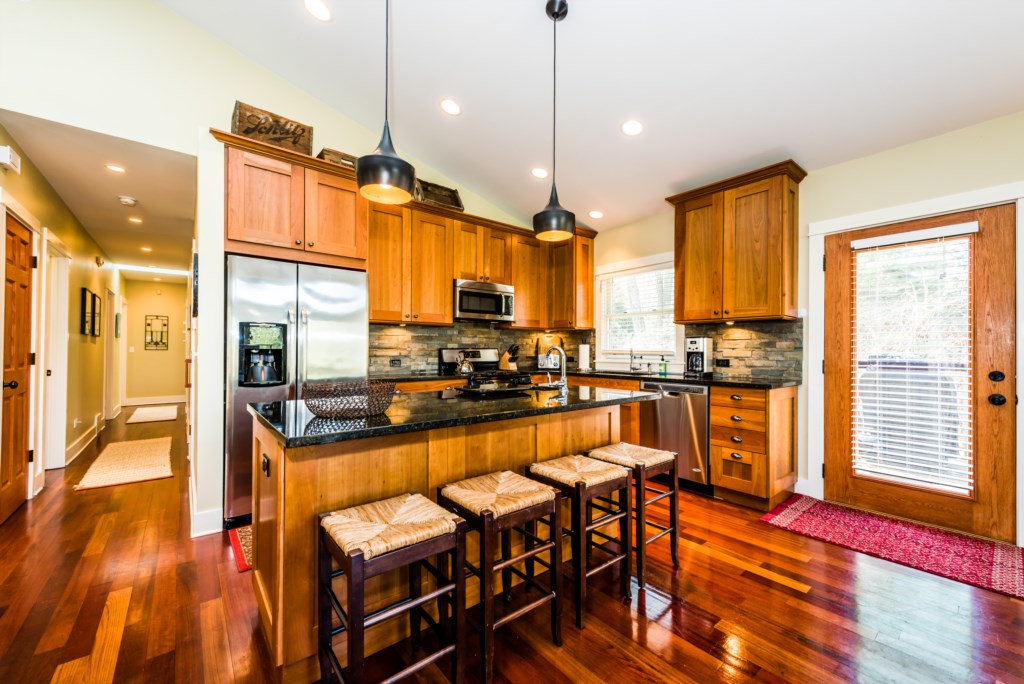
<box><xmin>224</xmin><ymin>255</ymin><xmax>368</xmax><ymax>527</ymax></box>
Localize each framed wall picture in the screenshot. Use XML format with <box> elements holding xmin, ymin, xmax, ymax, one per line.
<box><xmin>80</xmin><ymin>288</ymin><xmax>94</xmax><ymax>335</ymax></box>
<box><xmin>91</xmin><ymin>292</ymin><xmax>101</xmax><ymax>337</ymax></box>
<box><xmin>145</xmin><ymin>315</ymin><xmax>169</xmax><ymax>350</ymax></box>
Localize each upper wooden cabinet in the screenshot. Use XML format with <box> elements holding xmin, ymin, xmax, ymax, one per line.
<box><xmin>454</xmin><ymin>221</ymin><xmax>513</xmax><ymax>285</ymax></box>
<box><xmin>547</xmin><ymin>236</ymin><xmax>595</xmax><ymax>330</ymax></box>
<box><xmin>225</xmin><ymin>146</ymin><xmax>368</xmax><ymax>269</ymax></box>
<box><xmin>667</xmin><ymin>160</ymin><xmax>805</xmax><ymax>324</ymax></box>
<box><xmin>510</xmin><ymin>233</ymin><xmax>548</xmax><ymax>329</ymax></box>
<box><xmin>368</xmin><ymin>206</ymin><xmax>454</xmax><ymax>325</ymax></box>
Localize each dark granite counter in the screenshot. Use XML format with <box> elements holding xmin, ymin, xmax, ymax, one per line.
<box><xmin>372</xmin><ymin>370</ymin><xmax>800</xmax><ymax>389</ymax></box>
<box><xmin>248</xmin><ymin>386</ymin><xmax>660</xmax><ymax>448</ymax></box>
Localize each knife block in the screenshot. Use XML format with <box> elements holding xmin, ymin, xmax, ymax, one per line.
<box><xmin>498</xmin><ymin>352</ymin><xmax>517</xmax><ymax>371</ymax></box>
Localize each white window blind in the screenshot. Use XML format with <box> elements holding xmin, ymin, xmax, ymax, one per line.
<box><xmin>599</xmin><ymin>266</ymin><xmax>675</xmax><ymax>355</ymax></box>
<box><xmin>850</xmin><ymin>235</ymin><xmax>974</xmax><ymax>495</ymax></box>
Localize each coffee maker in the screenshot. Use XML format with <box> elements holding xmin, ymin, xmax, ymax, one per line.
<box><xmin>684</xmin><ymin>337</ymin><xmax>713</xmax><ymax>377</ymax></box>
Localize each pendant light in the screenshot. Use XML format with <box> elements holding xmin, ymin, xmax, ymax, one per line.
<box><xmin>533</xmin><ymin>0</ymin><xmax>575</xmax><ymax>242</ymax></box>
<box><xmin>357</xmin><ymin>0</ymin><xmax>415</xmax><ymax>204</ymax></box>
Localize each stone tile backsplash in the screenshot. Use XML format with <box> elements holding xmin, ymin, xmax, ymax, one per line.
<box><xmin>683</xmin><ymin>319</ymin><xmax>803</xmax><ymax>379</ymax></box>
<box><xmin>370</xmin><ymin>322</ymin><xmax>596</xmax><ymax>376</ymax></box>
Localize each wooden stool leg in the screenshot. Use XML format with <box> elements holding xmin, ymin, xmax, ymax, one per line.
<box><xmin>409</xmin><ymin>560</ymin><xmax>422</xmax><ymax>653</ymax></box>
<box><xmin>525</xmin><ymin>519</ymin><xmax>537</xmax><ymax>582</ymax></box>
<box><xmin>550</xmin><ymin>497</ymin><xmax>563</xmax><ymax>647</ymax></box>
<box><xmin>635</xmin><ymin>465</ymin><xmax>647</xmax><ymax>589</ymax></box>
<box><xmin>453</xmin><ymin>524</ymin><xmax>467</xmax><ymax>684</ymax></box>
<box><xmin>500</xmin><ymin>529</ymin><xmax>512</xmax><ymax>602</ymax></box>
<box><xmin>346</xmin><ymin>552</ymin><xmax>365</xmax><ymax>684</ymax></box>
<box><xmin>480</xmin><ymin>514</ymin><xmax>496</xmax><ymax>684</ymax></box>
<box><xmin>572</xmin><ymin>483</ymin><xmax>587</xmax><ymax>629</ymax></box>
<box><xmin>670</xmin><ymin>457</ymin><xmax>680</xmax><ymax>569</ymax></box>
<box><xmin>620</xmin><ymin>480</ymin><xmax>633</xmax><ymax>600</ymax></box>
<box><xmin>317</xmin><ymin>530</ymin><xmax>334</xmax><ymax>684</ymax></box>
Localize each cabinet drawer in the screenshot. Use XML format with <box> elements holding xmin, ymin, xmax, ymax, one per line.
<box><xmin>710</xmin><ymin>386</ymin><xmax>767</xmax><ymax>411</ymax></box>
<box><xmin>710</xmin><ymin>406</ymin><xmax>766</xmax><ymax>432</ymax></box>
<box><xmin>710</xmin><ymin>425</ymin><xmax>766</xmax><ymax>453</ymax></box>
<box><xmin>711</xmin><ymin>446</ymin><xmax>767</xmax><ymax>497</ymax></box>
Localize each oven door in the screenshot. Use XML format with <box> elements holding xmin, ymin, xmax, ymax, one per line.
<box><xmin>455</xmin><ymin>280</ymin><xmax>514</xmax><ymax>322</ymax></box>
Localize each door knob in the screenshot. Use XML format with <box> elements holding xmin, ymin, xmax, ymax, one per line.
<box><xmin>3</xmin><ymin>381</ymin><xmax>17</xmax><ymax>390</ymax></box>
<box><xmin>413</xmin><ymin>314</ymin><xmax>419</xmax><ymax>319</ymax></box>
<box><xmin>989</xmin><ymin>370</ymin><xmax>1006</xmax><ymax>382</ymax></box>
<box><xmin>294</xmin><ymin>239</ymin><xmax>301</xmax><ymax>245</ymax></box>
<box><xmin>308</xmin><ymin>241</ymin><xmax>314</xmax><ymax>247</ymax></box>
<box><xmin>988</xmin><ymin>394</ymin><xmax>1007</xmax><ymax>406</ymax></box>
<box><xmin>713</xmin><ymin>310</ymin><xmax>720</xmax><ymax>315</ymax></box>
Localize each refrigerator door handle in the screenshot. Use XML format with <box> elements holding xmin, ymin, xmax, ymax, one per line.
<box><xmin>299</xmin><ymin>308</ymin><xmax>310</xmax><ymax>389</ymax></box>
<box><xmin>288</xmin><ymin>308</ymin><xmax>296</xmax><ymax>324</ymax></box>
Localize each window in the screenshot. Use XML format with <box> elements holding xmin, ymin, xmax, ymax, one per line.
<box><xmin>598</xmin><ymin>264</ymin><xmax>678</xmax><ymax>357</ymax></box>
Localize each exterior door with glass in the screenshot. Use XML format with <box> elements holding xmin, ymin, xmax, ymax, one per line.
<box><xmin>824</xmin><ymin>205</ymin><xmax>1016</xmax><ymax>543</ymax></box>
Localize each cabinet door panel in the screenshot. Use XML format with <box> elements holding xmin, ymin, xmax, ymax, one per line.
<box><xmin>304</xmin><ymin>169</ymin><xmax>367</xmax><ymax>260</ymax></box>
<box><xmin>574</xmin><ymin>236</ymin><xmax>594</xmax><ymax>329</ymax></box>
<box><xmin>454</xmin><ymin>221</ymin><xmax>481</xmax><ymax>281</ymax></box>
<box><xmin>548</xmin><ymin>240</ymin><xmax>574</xmax><ymax>328</ymax></box>
<box><xmin>409</xmin><ymin>211</ymin><xmax>453</xmax><ymax>325</ymax></box>
<box><xmin>676</xmin><ymin>194</ymin><xmax>723</xmax><ymax>322</ymax></box>
<box><xmin>484</xmin><ymin>228</ymin><xmax>513</xmax><ymax>285</ymax></box>
<box><xmin>511</xmin><ymin>234</ymin><xmax>547</xmax><ymax>328</ymax></box>
<box><xmin>723</xmin><ymin>178</ymin><xmax>782</xmax><ymax>318</ymax></box>
<box><xmin>368</xmin><ymin>205</ymin><xmax>408</xmax><ymax>323</ymax></box>
<box><xmin>226</xmin><ymin>148</ymin><xmax>304</xmax><ymax>250</ymax></box>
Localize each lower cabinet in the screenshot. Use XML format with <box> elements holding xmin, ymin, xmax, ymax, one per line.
<box><xmin>709</xmin><ymin>385</ymin><xmax>796</xmax><ymax>511</ymax></box>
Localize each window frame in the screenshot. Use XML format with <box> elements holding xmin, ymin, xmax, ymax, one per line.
<box><xmin>595</xmin><ymin>259</ymin><xmax>683</xmax><ymax>361</ymax></box>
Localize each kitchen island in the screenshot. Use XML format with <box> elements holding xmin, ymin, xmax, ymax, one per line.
<box><xmin>247</xmin><ymin>386</ymin><xmax>659</xmax><ymax>682</ymax></box>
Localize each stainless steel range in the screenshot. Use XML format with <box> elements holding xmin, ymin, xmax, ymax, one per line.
<box><xmin>438</xmin><ymin>348</ymin><xmax>553</xmax><ymax>397</ymax></box>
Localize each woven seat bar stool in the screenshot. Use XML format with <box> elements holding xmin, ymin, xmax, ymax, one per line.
<box><xmin>437</xmin><ymin>471</ymin><xmax>563</xmax><ymax>684</ymax></box>
<box><xmin>526</xmin><ymin>455</ymin><xmax>632</xmax><ymax>629</ymax></box>
<box><xmin>587</xmin><ymin>442</ymin><xmax>679</xmax><ymax>589</ymax></box>
<box><xmin>318</xmin><ymin>493</ymin><xmax>468</xmax><ymax>684</ymax></box>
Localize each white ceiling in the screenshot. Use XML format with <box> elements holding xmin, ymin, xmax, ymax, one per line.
<box><xmin>157</xmin><ymin>0</ymin><xmax>1024</xmax><ymax>230</ymax></box>
<box><xmin>0</xmin><ymin>109</ymin><xmax>196</xmax><ymax>270</ymax></box>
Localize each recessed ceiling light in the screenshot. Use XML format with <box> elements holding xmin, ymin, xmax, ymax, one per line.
<box><xmin>531</xmin><ymin>167</ymin><xmax>549</xmax><ymax>179</ymax></box>
<box><xmin>141</xmin><ymin>246</ymin><xmax>152</xmax><ymax>252</ymax></box>
<box><xmin>304</xmin><ymin>0</ymin><xmax>331</xmax><ymax>21</ymax></box>
<box><xmin>128</xmin><ymin>217</ymin><xmax>143</xmax><ymax>224</ymax></box>
<box><xmin>620</xmin><ymin>120</ymin><xmax>644</xmax><ymax>136</ymax></box>
<box><xmin>105</xmin><ymin>164</ymin><xmax>126</xmax><ymax>173</ymax></box>
<box><xmin>118</xmin><ymin>195</ymin><xmax>137</xmax><ymax>207</ymax></box>
<box><xmin>439</xmin><ymin>98</ymin><xmax>462</xmax><ymax>116</ymax></box>
<box><xmin>154</xmin><ymin>277</ymin><xmax>162</xmax><ymax>281</ymax></box>
<box><xmin>588</xmin><ymin>210</ymin><xmax>604</xmax><ymax>220</ymax></box>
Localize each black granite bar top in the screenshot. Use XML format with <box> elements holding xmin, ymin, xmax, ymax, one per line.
<box><xmin>248</xmin><ymin>386</ymin><xmax>661</xmax><ymax>448</ymax></box>
<box><xmin>372</xmin><ymin>371</ymin><xmax>800</xmax><ymax>390</ymax></box>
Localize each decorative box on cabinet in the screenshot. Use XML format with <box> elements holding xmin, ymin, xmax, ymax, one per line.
<box><xmin>709</xmin><ymin>385</ymin><xmax>797</xmax><ymax>511</ymax></box>
<box><xmin>667</xmin><ymin>160</ymin><xmax>805</xmax><ymax>324</ymax></box>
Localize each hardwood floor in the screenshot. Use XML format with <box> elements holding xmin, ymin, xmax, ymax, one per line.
<box><xmin>1</xmin><ymin>408</ymin><xmax>1021</xmax><ymax>682</ymax></box>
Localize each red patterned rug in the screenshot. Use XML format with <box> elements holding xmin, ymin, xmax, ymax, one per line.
<box><xmin>761</xmin><ymin>495</ymin><xmax>1024</xmax><ymax>599</ymax></box>
<box><xmin>228</xmin><ymin>525</ymin><xmax>253</xmax><ymax>573</ymax></box>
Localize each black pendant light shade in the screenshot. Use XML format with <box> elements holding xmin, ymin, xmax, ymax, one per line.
<box><xmin>357</xmin><ymin>121</ymin><xmax>415</xmax><ymax>204</ymax></box>
<box><xmin>357</xmin><ymin>0</ymin><xmax>415</xmax><ymax>205</ymax></box>
<box><xmin>533</xmin><ymin>0</ymin><xmax>575</xmax><ymax>242</ymax></box>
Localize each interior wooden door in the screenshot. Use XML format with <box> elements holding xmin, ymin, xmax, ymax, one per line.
<box><xmin>408</xmin><ymin>210</ymin><xmax>453</xmax><ymax>325</ymax></box>
<box><xmin>2</xmin><ymin>213</ymin><xmax>32</xmax><ymax>525</ymax></box>
<box><xmin>824</xmin><ymin>205</ymin><xmax>1016</xmax><ymax>542</ymax></box>
<box><xmin>225</xmin><ymin>148</ymin><xmax>304</xmax><ymax>250</ymax></box>
<box><xmin>675</xmin><ymin>194</ymin><xmax>723</xmax><ymax>322</ymax></box>
<box><xmin>722</xmin><ymin>177</ymin><xmax>782</xmax><ymax>319</ymax></box>
<box><xmin>303</xmin><ymin>169</ymin><xmax>367</xmax><ymax>260</ymax></box>
<box><xmin>367</xmin><ymin>204</ymin><xmax>407</xmax><ymax>323</ymax></box>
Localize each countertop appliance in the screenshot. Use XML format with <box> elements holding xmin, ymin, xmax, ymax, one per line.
<box><xmin>224</xmin><ymin>255</ymin><xmax>368</xmax><ymax>528</ymax></box>
<box><xmin>684</xmin><ymin>337</ymin><xmax>713</xmax><ymax>378</ymax></box>
<box><xmin>638</xmin><ymin>380</ymin><xmax>711</xmax><ymax>495</ymax></box>
<box><xmin>454</xmin><ymin>279</ymin><xmax>515</xmax><ymax>322</ymax></box>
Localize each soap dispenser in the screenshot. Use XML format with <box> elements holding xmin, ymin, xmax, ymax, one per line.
<box><xmin>659</xmin><ymin>355</ymin><xmax>668</xmax><ymax>376</ymax></box>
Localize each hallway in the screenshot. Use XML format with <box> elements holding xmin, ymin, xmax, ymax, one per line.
<box><xmin>0</xmin><ymin>407</ymin><xmax>271</xmax><ymax>682</ymax></box>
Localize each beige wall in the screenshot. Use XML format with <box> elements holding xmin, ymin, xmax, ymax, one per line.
<box><xmin>0</xmin><ymin>122</ymin><xmax>122</xmax><ymax>455</ymax></box>
<box><xmin>124</xmin><ymin>281</ymin><xmax>187</xmax><ymax>402</ymax></box>
<box><xmin>594</xmin><ymin>209</ymin><xmax>674</xmax><ymax>269</ymax></box>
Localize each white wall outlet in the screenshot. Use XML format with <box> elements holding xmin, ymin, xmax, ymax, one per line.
<box><xmin>73</xmin><ymin>418</ymin><xmax>81</xmax><ymax>428</ymax></box>
<box><xmin>129</xmin><ymin>346</ymin><xmax>135</xmax><ymax>353</ymax></box>
<box><xmin>0</xmin><ymin>146</ymin><xmax>21</xmax><ymax>174</ymax></box>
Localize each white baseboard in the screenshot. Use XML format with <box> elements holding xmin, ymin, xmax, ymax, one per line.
<box><xmin>124</xmin><ymin>395</ymin><xmax>186</xmax><ymax>407</ymax></box>
<box><xmin>189</xmin><ymin>475</ymin><xmax>224</xmax><ymax>538</ymax></box>
<box><xmin>65</xmin><ymin>425</ymin><xmax>97</xmax><ymax>465</ymax></box>
<box><xmin>793</xmin><ymin>479</ymin><xmax>824</xmax><ymax>499</ymax></box>
<box><xmin>112</xmin><ymin>405</ymin><xmax>121</xmax><ymax>419</ymax></box>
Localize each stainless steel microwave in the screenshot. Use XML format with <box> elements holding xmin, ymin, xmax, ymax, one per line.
<box><xmin>454</xmin><ymin>279</ymin><xmax>515</xmax><ymax>322</ymax></box>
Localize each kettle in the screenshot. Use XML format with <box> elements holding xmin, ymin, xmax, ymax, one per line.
<box><xmin>456</xmin><ymin>354</ymin><xmax>475</xmax><ymax>375</ymax></box>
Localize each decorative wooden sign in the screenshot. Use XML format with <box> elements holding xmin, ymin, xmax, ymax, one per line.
<box><xmin>231</xmin><ymin>101</ymin><xmax>312</xmax><ymax>155</ymax></box>
<box><xmin>316</xmin><ymin>148</ymin><xmax>357</xmax><ymax>168</ymax></box>
<box><xmin>414</xmin><ymin>179</ymin><xmax>464</xmax><ymax>212</ymax></box>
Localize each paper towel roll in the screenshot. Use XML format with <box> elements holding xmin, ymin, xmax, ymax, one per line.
<box><xmin>579</xmin><ymin>344</ymin><xmax>591</xmax><ymax>371</ymax></box>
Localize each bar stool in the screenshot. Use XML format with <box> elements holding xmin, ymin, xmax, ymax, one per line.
<box><xmin>526</xmin><ymin>455</ymin><xmax>632</xmax><ymax>629</ymax></box>
<box><xmin>437</xmin><ymin>471</ymin><xmax>562</xmax><ymax>684</ymax></box>
<box><xmin>587</xmin><ymin>442</ymin><xmax>679</xmax><ymax>589</ymax></box>
<box><xmin>318</xmin><ymin>493</ymin><xmax>467</xmax><ymax>684</ymax></box>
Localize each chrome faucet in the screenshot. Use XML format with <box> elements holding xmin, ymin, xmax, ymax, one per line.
<box><xmin>545</xmin><ymin>345</ymin><xmax>568</xmax><ymax>389</ymax></box>
<box><xmin>629</xmin><ymin>349</ymin><xmax>642</xmax><ymax>373</ymax></box>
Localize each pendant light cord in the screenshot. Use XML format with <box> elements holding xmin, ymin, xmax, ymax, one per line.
<box><xmin>551</xmin><ymin>17</ymin><xmax>557</xmax><ymax>185</ymax></box>
<box><xmin>384</xmin><ymin>0</ymin><xmax>391</xmax><ymax>126</ymax></box>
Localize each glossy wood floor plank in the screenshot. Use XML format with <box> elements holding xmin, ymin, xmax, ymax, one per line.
<box><xmin>1</xmin><ymin>411</ymin><xmax>1022</xmax><ymax>682</ymax></box>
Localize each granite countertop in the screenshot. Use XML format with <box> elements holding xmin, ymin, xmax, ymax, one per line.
<box><xmin>248</xmin><ymin>386</ymin><xmax>661</xmax><ymax>448</ymax></box>
<box><xmin>373</xmin><ymin>370</ymin><xmax>800</xmax><ymax>390</ymax></box>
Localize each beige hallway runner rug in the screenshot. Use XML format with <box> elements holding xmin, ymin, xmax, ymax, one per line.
<box><xmin>126</xmin><ymin>405</ymin><xmax>178</xmax><ymax>424</ymax></box>
<box><xmin>74</xmin><ymin>437</ymin><xmax>173</xmax><ymax>490</ymax></box>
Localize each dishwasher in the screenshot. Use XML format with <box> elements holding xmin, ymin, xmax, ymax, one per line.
<box><xmin>638</xmin><ymin>381</ymin><xmax>711</xmax><ymax>495</ymax></box>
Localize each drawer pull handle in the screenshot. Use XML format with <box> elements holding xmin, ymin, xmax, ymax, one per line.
<box><xmin>730</xmin><ymin>452</ymin><xmax>743</xmax><ymax>459</ymax></box>
<box><xmin>730</xmin><ymin>415</ymin><xmax>742</xmax><ymax>422</ymax></box>
<box><xmin>730</xmin><ymin>436</ymin><xmax>743</xmax><ymax>443</ymax></box>
<box><xmin>730</xmin><ymin>394</ymin><xmax>742</xmax><ymax>401</ymax></box>
<box><xmin>261</xmin><ymin>454</ymin><xmax>270</xmax><ymax>477</ymax></box>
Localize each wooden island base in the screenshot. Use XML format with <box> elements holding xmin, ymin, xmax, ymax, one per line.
<box><xmin>251</xmin><ymin>403</ymin><xmax>629</xmax><ymax>682</ymax></box>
